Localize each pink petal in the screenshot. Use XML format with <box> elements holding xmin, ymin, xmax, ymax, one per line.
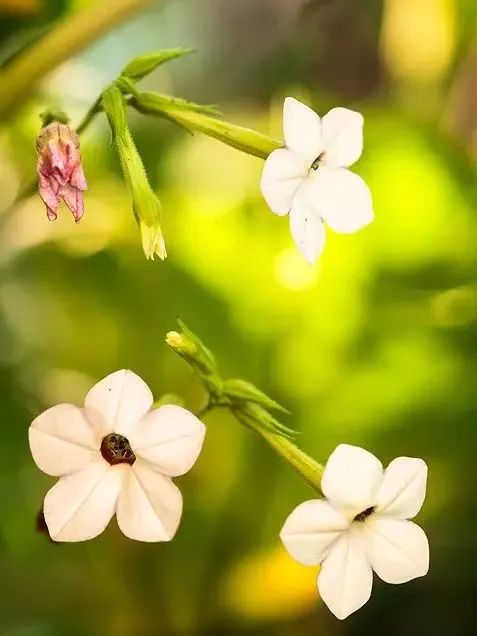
<box><xmin>61</xmin><ymin>184</ymin><xmax>84</xmax><ymax>222</ymax></box>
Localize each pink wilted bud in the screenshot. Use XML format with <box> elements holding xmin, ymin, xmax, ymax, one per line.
<box><xmin>36</xmin><ymin>123</ymin><xmax>87</xmax><ymax>222</ymax></box>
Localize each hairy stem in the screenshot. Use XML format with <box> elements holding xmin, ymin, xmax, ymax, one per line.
<box><xmin>256</xmin><ymin>428</ymin><xmax>324</xmax><ymax>493</ymax></box>
<box><xmin>0</xmin><ymin>0</ymin><xmax>154</xmax><ymax>121</ymax></box>
<box><xmin>217</xmin><ymin>407</ymin><xmax>324</xmax><ymax>493</ymax></box>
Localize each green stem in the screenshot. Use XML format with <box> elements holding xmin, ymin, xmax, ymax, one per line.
<box><xmin>235</xmin><ymin>409</ymin><xmax>324</xmax><ymax>493</ymax></box>
<box><xmin>130</xmin><ymin>92</ymin><xmax>281</xmax><ymax>159</ymax></box>
<box><xmin>0</xmin><ymin>0</ymin><xmax>154</xmax><ymax>121</ymax></box>
<box><xmin>76</xmin><ymin>97</ymin><xmax>102</xmax><ymax>135</ymax></box>
<box><xmin>257</xmin><ymin>428</ymin><xmax>324</xmax><ymax>493</ymax></box>
<box><xmin>196</xmin><ymin>397</ymin><xmax>229</xmax><ymax>419</ymax></box>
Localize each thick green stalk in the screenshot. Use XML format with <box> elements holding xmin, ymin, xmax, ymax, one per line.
<box><xmin>0</xmin><ymin>0</ymin><xmax>154</xmax><ymax>121</ymax></box>
<box><xmin>234</xmin><ymin>410</ymin><xmax>324</xmax><ymax>493</ymax></box>
<box><xmin>131</xmin><ymin>92</ymin><xmax>281</xmax><ymax>159</ymax></box>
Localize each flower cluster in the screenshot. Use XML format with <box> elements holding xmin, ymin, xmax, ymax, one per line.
<box><xmin>28</xmin><ymin>48</ymin><xmax>431</xmax><ymax>623</ymax></box>
<box><xmin>33</xmin><ymin>49</ymin><xmax>374</xmax><ymax>266</ymax></box>
<box><xmin>29</xmin><ymin>329</ymin><xmax>431</xmax><ymax>622</ymax></box>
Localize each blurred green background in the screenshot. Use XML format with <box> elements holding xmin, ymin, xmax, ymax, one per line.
<box><xmin>0</xmin><ymin>0</ymin><xmax>476</xmax><ymax>634</ymax></box>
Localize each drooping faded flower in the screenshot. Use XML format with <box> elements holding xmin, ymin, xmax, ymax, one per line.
<box><xmin>280</xmin><ymin>444</ymin><xmax>429</xmax><ymax>620</ymax></box>
<box><xmin>260</xmin><ymin>98</ymin><xmax>374</xmax><ymax>263</ymax></box>
<box><xmin>29</xmin><ymin>370</ymin><xmax>205</xmax><ymax>542</ymax></box>
<box><xmin>36</xmin><ymin>123</ymin><xmax>87</xmax><ymax>222</ymax></box>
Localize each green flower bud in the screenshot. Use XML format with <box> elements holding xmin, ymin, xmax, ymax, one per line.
<box><xmin>166</xmin><ymin>320</ymin><xmax>223</xmax><ymax>397</ymax></box>
<box><xmin>121</xmin><ymin>48</ymin><xmax>195</xmax><ymax>81</ymax></box>
<box><xmin>102</xmin><ymin>85</ymin><xmax>166</xmax><ymax>260</ymax></box>
<box><xmin>165</xmin><ymin>330</ymin><xmax>198</xmax><ymax>357</ymax></box>
<box><xmin>166</xmin><ymin>321</ymin><xmax>216</xmax><ymax>375</ymax></box>
<box><xmin>131</xmin><ymin>91</ymin><xmax>282</xmax><ymax>159</ymax></box>
<box><xmin>223</xmin><ymin>378</ymin><xmax>289</xmax><ymax>414</ymax></box>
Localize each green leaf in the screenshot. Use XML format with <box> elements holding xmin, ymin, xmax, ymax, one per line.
<box><xmin>239</xmin><ymin>402</ymin><xmax>297</xmax><ymax>439</ymax></box>
<box><xmin>121</xmin><ymin>48</ymin><xmax>195</xmax><ymax>81</ymax></box>
<box><xmin>133</xmin><ymin>91</ymin><xmax>221</xmax><ymax>117</ymax></box>
<box><xmin>223</xmin><ymin>378</ymin><xmax>289</xmax><ymax>414</ymax></box>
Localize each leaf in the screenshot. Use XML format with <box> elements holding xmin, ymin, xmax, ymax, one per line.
<box><xmin>121</xmin><ymin>48</ymin><xmax>195</xmax><ymax>81</ymax></box>
<box><xmin>223</xmin><ymin>378</ymin><xmax>290</xmax><ymax>413</ymax></box>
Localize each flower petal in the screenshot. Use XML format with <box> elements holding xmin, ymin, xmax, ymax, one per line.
<box><xmin>61</xmin><ymin>183</ymin><xmax>84</xmax><ymax>222</ymax></box>
<box><xmin>280</xmin><ymin>499</ymin><xmax>350</xmax><ymax>566</ymax></box>
<box><xmin>70</xmin><ymin>163</ymin><xmax>87</xmax><ymax>191</ymax></box>
<box><xmin>260</xmin><ymin>148</ymin><xmax>307</xmax><ymax>216</ymax></box>
<box><xmin>321</xmin><ymin>107</ymin><xmax>363</xmax><ymax>167</ymax></box>
<box><xmin>283</xmin><ymin>97</ymin><xmax>322</xmax><ymax>162</ymax></box>
<box><xmin>309</xmin><ymin>167</ymin><xmax>374</xmax><ymax>234</ymax></box>
<box><xmin>84</xmin><ymin>369</ymin><xmax>153</xmax><ymax>438</ymax></box>
<box><xmin>44</xmin><ymin>460</ymin><xmax>123</xmax><ymax>542</ymax></box>
<box><xmin>289</xmin><ymin>185</ymin><xmax>326</xmax><ymax>264</ymax></box>
<box><xmin>129</xmin><ymin>405</ymin><xmax>206</xmax><ymax>477</ymax></box>
<box><xmin>318</xmin><ymin>530</ymin><xmax>373</xmax><ymax>620</ymax></box>
<box><xmin>321</xmin><ymin>444</ymin><xmax>383</xmax><ymax>518</ymax></box>
<box><xmin>363</xmin><ymin>517</ymin><xmax>429</xmax><ymax>584</ymax></box>
<box><xmin>116</xmin><ymin>459</ymin><xmax>183</xmax><ymax>542</ymax></box>
<box><xmin>29</xmin><ymin>404</ymin><xmax>99</xmax><ymax>476</ymax></box>
<box><xmin>376</xmin><ymin>457</ymin><xmax>428</xmax><ymax>519</ymax></box>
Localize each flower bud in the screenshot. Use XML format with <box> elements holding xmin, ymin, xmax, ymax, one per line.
<box><xmin>166</xmin><ymin>321</ymin><xmax>216</xmax><ymax>374</ymax></box>
<box><xmin>166</xmin><ymin>330</ymin><xmax>198</xmax><ymax>357</ymax></box>
<box><xmin>36</xmin><ymin>123</ymin><xmax>87</xmax><ymax>222</ymax></box>
<box><xmin>166</xmin><ymin>320</ymin><xmax>222</xmax><ymax>396</ymax></box>
<box><xmin>102</xmin><ymin>85</ymin><xmax>166</xmax><ymax>260</ymax></box>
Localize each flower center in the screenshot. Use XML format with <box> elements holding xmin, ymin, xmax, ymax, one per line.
<box><xmin>100</xmin><ymin>433</ymin><xmax>136</xmax><ymax>466</ymax></box>
<box><xmin>353</xmin><ymin>506</ymin><xmax>374</xmax><ymax>522</ymax></box>
<box><xmin>310</xmin><ymin>152</ymin><xmax>326</xmax><ymax>171</ymax></box>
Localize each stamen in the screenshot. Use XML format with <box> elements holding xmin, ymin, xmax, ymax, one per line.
<box><xmin>101</xmin><ymin>433</ymin><xmax>136</xmax><ymax>466</ymax></box>
<box><xmin>311</xmin><ymin>152</ymin><xmax>325</xmax><ymax>170</ymax></box>
<box><xmin>354</xmin><ymin>506</ymin><xmax>374</xmax><ymax>522</ymax></box>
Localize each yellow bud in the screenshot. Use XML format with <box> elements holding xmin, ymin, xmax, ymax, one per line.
<box><xmin>166</xmin><ymin>330</ymin><xmax>198</xmax><ymax>355</ymax></box>
<box><xmin>165</xmin><ymin>331</ymin><xmax>184</xmax><ymax>347</ymax></box>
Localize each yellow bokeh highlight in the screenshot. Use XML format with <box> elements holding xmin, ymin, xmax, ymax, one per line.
<box><xmin>381</xmin><ymin>0</ymin><xmax>456</xmax><ymax>84</ymax></box>
<box><xmin>274</xmin><ymin>248</ymin><xmax>319</xmax><ymax>291</ymax></box>
<box><xmin>222</xmin><ymin>545</ymin><xmax>318</xmax><ymax>622</ymax></box>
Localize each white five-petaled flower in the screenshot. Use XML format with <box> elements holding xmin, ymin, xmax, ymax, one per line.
<box><xmin>29</xmin><ymin>369</ymin><xmax>205</xmax><ymax>543</ymax></box>
<box><xmin>260</xmin><ymin>97</ymin><xmax>374</xmax><ymax>263</ymax></box>
<box><xmin>280</xmin><ymin>444</ymin><xmax>429</xmax><ymax>620</ymax></box>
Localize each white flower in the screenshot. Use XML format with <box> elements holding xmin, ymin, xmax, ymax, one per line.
<box><xmin>29</xmin><ymin>369</ymin><xmax>205</xmax><ymax>543</ymax></box>
<box><xmin>280</xmin><ymin>444</ymin><xmax>429</xmax><ymax>620</ymax></box>
<box><xmin>260</xmin><ymin>97</ymin><xmax>374</xmax><ymax>263</ymax></box>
